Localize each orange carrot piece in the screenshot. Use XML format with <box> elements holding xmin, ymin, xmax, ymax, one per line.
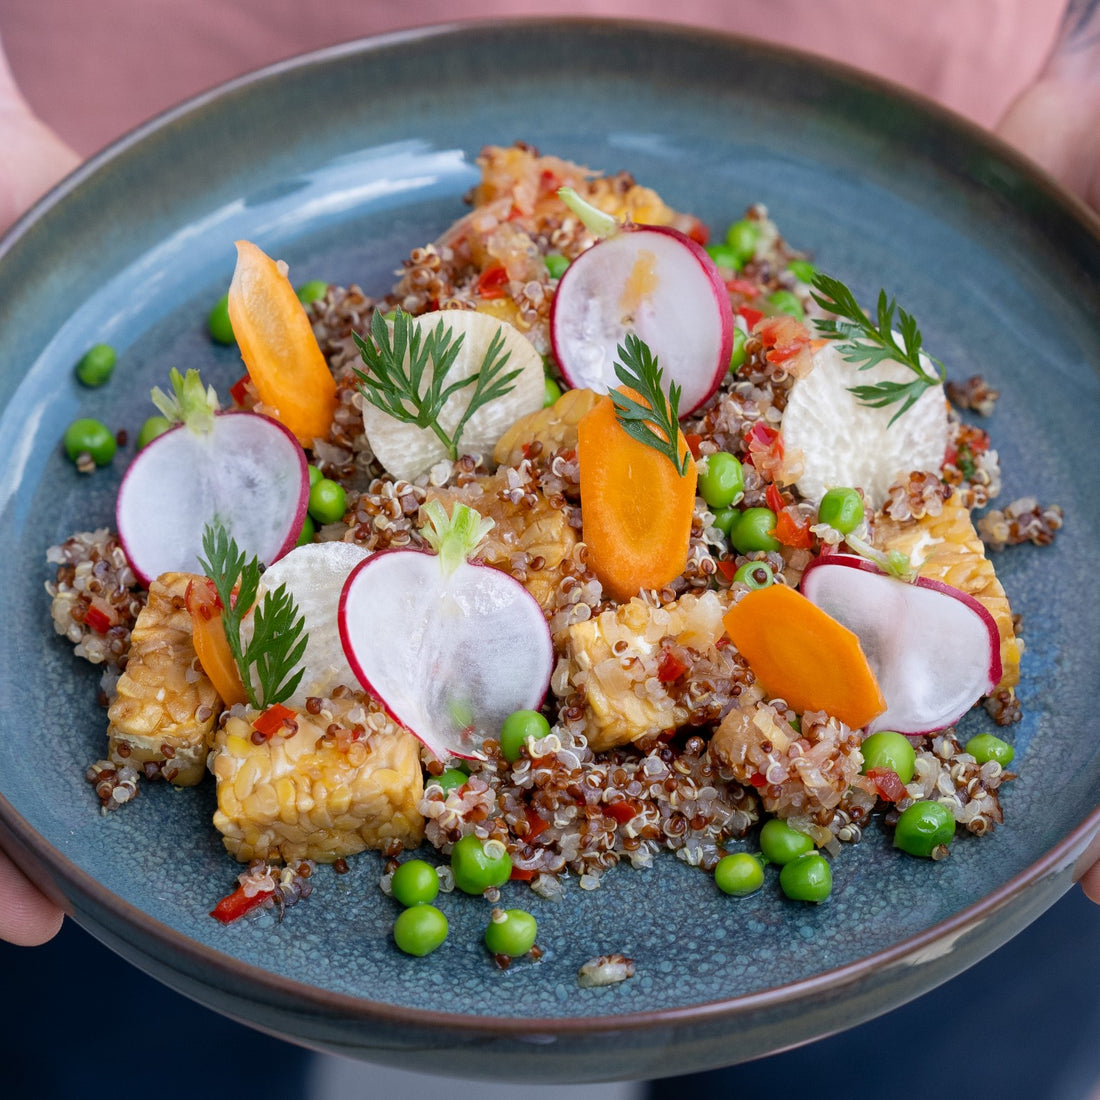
<box><xmin>185</xmin><ymin>579</ymin><xmax>248</xmax><ymax>708</ymax></box>
<box><xmin>227</xmin><ymin>240</ymin><xmax>337</xmax><ymax>446</ymax></box>
<box><xmin>722</xmin><ymin>583</ymin><xmax>885</xmax><ymax>729</ymax></box>
<box><xmin>577</xmin><ymin>391</ymin><xmax>697</xmax><ymax>602</ymax></box>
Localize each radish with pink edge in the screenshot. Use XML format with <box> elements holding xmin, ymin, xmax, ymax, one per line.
<box><xmin>116</xmin><ymin>368</ymin><xmax>309</xmax><ymax>586</ymax></box>
<box><xmin>339</xmin><ymin>500</ymin><xmax>554</xmax><ymax>761</ymax></box>
<box><xmin>549</xmin><ymin>187</ymin><xmax>733</xmax><ymax>416</ymax></box>
<box><xmin>800</xmin><ymin>553</ymin><xmax>1001</xmax><ymax>735</ymax></box>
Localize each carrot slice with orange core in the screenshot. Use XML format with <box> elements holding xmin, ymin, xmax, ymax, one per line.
<box><xmin>227</xmin><ymin>240</ymin><xmax>337</xmax><ymax>446</ymax></box>
<box><xmin>577</xmin><ymin>390</ymin><xmax>697</xmax><ymax>602</ymax></box>
<box><xmin>722</xmin><ymin>583</ymin><xmax>885</xmax><ymax>730</ymax></box>
<box><xmin>185</xmin><ymin>578</ymin><xmax>247</xmax><ymax>708</ymax></box>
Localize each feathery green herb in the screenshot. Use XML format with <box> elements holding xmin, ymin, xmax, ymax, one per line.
<box><xmin>611</xmin><ymin>333</ymin><xmax>690</xmax><ymax>476</ymax></box>
<box><xmin>352</xmin><ymin>309</ymin><xmax>521</xmax><ymax>460</ymax></box>
<box><xmin>198</xmin><ymin>521</ymin><xmax>307</xmax><ymax>709</ymax></box>
<box><xmin>811</xmin><ymin>273</ymin><xmax>945</xmax><ymax>425</ymax></box>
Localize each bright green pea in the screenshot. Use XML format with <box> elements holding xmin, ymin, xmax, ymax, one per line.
<box><xmin>894</xmin><ymin>800</ymin><xmax>956</xmax><ymax>858</ymax></box>
<box><xmin>698</xmin><ymin>452</ymin><xmax>745</xmax><ymax>509</ymax></box>
<box><xmin>767</xmin><ymin>289</ymin><xmax>804</xmax><ymax>320</ymax></box>
<box><xmin>544</xmin><ymin>375</ymin><xmax>563</xmax><ymax>408</ymax></box>
<box><xmin>392</xmin><ymin>904</ymin><xmax>448</xmax><ymax>956</ymax></box>
<box><xmin>75</xmin><ymin>344</ymin><xmax>117</xmax><ymax>387</ymax></box>
<box><xmin>733</xmin><ymin>560</ymin><xmax>775</xmax><ymax>590</ymax></box>
<box><xmin>817</xmin><ymin>487</ymin><xmax>865</xmax><ymax>535</ymax></box>
<box><xmin>729</xmin><ymin>507</ymin><xmax>781</xmax><ymax>554</ymax></box>
<box><xmin>706</xmin><ymin>243</ymin><xmax>741</xmax><ymax>271</ymax></box>
<box><xmin>296</xmin><ymin>279</ymin><xmax>329</xmax><ymax>305</ymax></box>
<box><xmin>729</xmin><ymin>327</ymin><xmax>748</xmax><ymax>372</ymax></box>
<box><xmin>787</xmin><ymin>259</ymin><xmax>816</xmax><ymax>284</ymax></box>
<box><xmin>779</xmin><ymin>852</ymin><xmax>832</xmax><ymax>902</ymax></box>
<box><xmin>714</xmin><ymin>852</ymin><xmax>765</xmax><ymax>897</ymax></box>
<box><xmin>308</xmin><ymin>478</ymin><xmax>347</xmax><ymax>525</ymax></box>
<box><xmin>450</xmin><ymin>834</ymin><xmax>512</xmax><ymax>895</ymax></box>
<box><xmin>499</xmin><ymin>709</ymin><xmax>551</xmax><ymax>763</ymax></box>
<box><xmin>965</xmin><ymin>734</ymin><xmax>1015</xmax><ymax>767</ymax></box>
<box><xmin>64</xmin><ymin>419</ymin><xmax>116</xmax><ymax>466</ymax></box>
<box><xmin>430</xmin><ymin>768</ymin><xmax>469</xmax><ymax>793</ymax></box>
<box><xmin>484</xmin><ymin>908</ymin><xmax>538</xmax><ymax>956</ymax></box>
<box><xmin>208</xmin><ymin>293</ymin><xmax>235</xmax><ymax>345</ymax></box>
<box><xmin>759</xmin><ymin>818</ymin><xmax>814</xmax><ymax>865</ymax></box>
<box><xmin>390</xmin><ymin>859</ymin><xmax>440</xmax><ymax>907</ymax></box>
<box><xmin>307</xmin><ymin>464</ymin><xmax>324</xmax><ymax>487</ymax></box>
<box><xmin>137</xmin><ymin>415</ymin><xmax>172</xmax><ymax>450</ymax></box>
<box><xmin>296</xmin><ymin>513</ymin><xmax>316</xmax><ymax>547</ymax></box>
<box><xmin>861</xmin><ymin>731</ymin><xmax>916</xmax><ymax>784</ymax></box>
<box><xmin>725</xmin><ymin>219</ymin><xmax>759</xmax><ymax>265</ymax></box>
<box><xmin>544</xmin><ymin>253</ymin><xmax>570</xmax><ymax>280</ymax></box>
<box><xmin>712</xmin><ymin>508</ymin><xmax>739</xmax><ymax>537</ymax></box>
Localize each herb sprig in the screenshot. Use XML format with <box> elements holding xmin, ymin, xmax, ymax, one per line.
<box><xmin>811</xmin><ymin>273</ymin><xmax>945</xmax><ymax>425</ymax></box>
<box><xmin>198</xmin><ymin>521</ymin><xmax>307</xmax><ymax>710</ymax></box>
<box><xmin>352</xmin><ymin>309</ymin><xmax>521</xmax><ymax>460</ymax></box>
<box><xmin>610</xmin><ymin>333</ymin><xmax>690</xmax><ymax>476</ymax></box>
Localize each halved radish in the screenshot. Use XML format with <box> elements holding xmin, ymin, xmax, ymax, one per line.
<box><xmin>116</xmin><ymin>411</ymin><xmax>308</xmax><ymax>586</ymax></box>
<box><xmin>800</xmin><ymin>553</ymin><xmax>1001</xmax><ymax>735</ymax></box>
<box><xmin>338</xmin><ymin>502</ymin><xmax>553</xmax><ymax>760</ymax></box>
<box><xmin>549</xmin><ymin>189</ymin><xmax>732</xmax><ymax>415</ymax></box>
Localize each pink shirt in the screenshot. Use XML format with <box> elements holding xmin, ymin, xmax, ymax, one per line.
<box><xmin>3</xmin><ymin>0</ymin><xmax>1066</xmax><ymax>158</ymax></box>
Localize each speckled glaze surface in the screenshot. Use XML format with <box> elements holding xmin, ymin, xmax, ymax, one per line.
<box><xmin>0</xmin><ymin>19</ymin><xmax>1097</xmax><ymax>1083</ymax></box>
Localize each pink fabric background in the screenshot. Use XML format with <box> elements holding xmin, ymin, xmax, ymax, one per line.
<box><xmin>2</xmin><ymin>0</ymin><xmax>1066</xmax><ymax>158</ymax></box>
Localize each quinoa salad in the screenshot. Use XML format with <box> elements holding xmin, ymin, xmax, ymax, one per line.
<box><xmin>45</xmin><ymin>144</ymin><xmax>1064</xmax><ymax>967</ymax></box>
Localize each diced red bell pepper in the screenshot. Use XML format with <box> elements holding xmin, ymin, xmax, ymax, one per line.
<box><xmin>716</xmin><ymin>560</ymin><xmax>738</xmax><ymax>583</ymax></box>
<box><xmin>524</xmin><ymin>807</ymin><xmax>550</xmax><ymax>840</ymax></box>
<box><xmin>866</xmin><ymin>767</ymin><xmax>908</xmax><ymax>802</ymax></box>
<box><xmin>748</xmin><ymin>772</ymin><xmax>768</xmax><ymax>789</ymax></box>
<box><xmin>738</xmin><ymin>305</ymin><xmax>764</xmax><ymax>328</ymax></box>
<box><xmin>229</xmin><ymin>374</ymin><xmax>251</xmax><ymax>406</ymax></box>
<box><xmin>476</xmin><ymin>264</ymin><xmax>510</xmax><ymax>299</ymax></box>
<box><xmin>657</xmin><ymin>649</ymin><xmax>688</xmax><ymax>683</ymax></box>
<box><xmin>684</xmin><ymin>433</ymin><xmax>703</xmax><ymax>460</ymax></box>
<box><xmin>509</xmin><ymin>866</ymin><xmax>537</xmax><ymax>882</ymax></box>
<box><xmin>252</xmin><ymin>703</ymin><xmax>296</xmax><ymax>739</ymax></box>
<box><xmin>604</xmin><ymin>800</ymin><xmax>637</xmax><ymax>824</ymax></box>
<box><xmin>210</xmin><ymin>884</ymin><xmax>274</xmax><ymax>923</ymax></box>
<box><xmin>726</xmin><ymin>278</ymin><xmax>760</xmax><ymax>299</ymax></box>
<box><xmin>775</xmin><ymin>510</ymin><xmax>814</xmax><ymax>549</ymax></box>
<box><xmin>84</xmin><ymin>604</ymin><xmax>113</xmax><ymax>635</ymax></box>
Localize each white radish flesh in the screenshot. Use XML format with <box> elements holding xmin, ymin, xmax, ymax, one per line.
<box><xmin>550</xmin><ymin>225</ymin><xmax>733</xmax><ymax>415</ymax></box>
<box><xmin>338</xmin><ymin>549</ymin><xmax>554</xmax><ymax>760</ymax></box>
<box><xmin>800</xmin><ymin>554</ymin><xmax>1001</xmax><ymax>735</ymax></box>
<box><xmin>115</xmin><ymin>411</ymin><xmax>308</xmax><ymax>586</ymax></box>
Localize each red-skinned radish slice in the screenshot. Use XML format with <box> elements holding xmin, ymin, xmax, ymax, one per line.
<box><xmin>549</xmin><ymin>188</ymin><xmax>732</xmax><ymax>416</ymax></box>
<box><xmin>800</xmin><ymin>553</ymin><xmax>1001</xmax><ymax>735</ymax></box>
<box><xmin>338</xmin><ymin>501</ymin><xmax>553</xmax><ymax>760</ymax></box>
<box><xmin>116</xmin><ymin>410</ymin><xmax>308</xmax><ymax>586</ymax></box>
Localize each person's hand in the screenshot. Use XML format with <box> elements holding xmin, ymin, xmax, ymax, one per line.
<box><xmin>0</xmin><ymin>845</ymin><xmax>64</xmax><ymax>946</ymax></box>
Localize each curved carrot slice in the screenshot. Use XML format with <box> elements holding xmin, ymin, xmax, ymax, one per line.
<box><xmin>185</xmin><ymin>578</ymin><xmax>247</xmax><ymax>708</ymax></box>
<box><xmin>227</xmin><ymin>240</ymin><xmax>337</xmax><ymax>445</ymax></box>
<box><xmin>722</xmin><ymin>583</ymin><xmax>885</xmax><ymax>729</ymax></box>
<box><xmin>577</xmin><ymin>391</ymin><xmax>697</xmax><ymax>601</ymax></box>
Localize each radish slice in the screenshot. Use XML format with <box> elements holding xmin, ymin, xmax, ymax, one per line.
<box><xmin>550</xmin><ymin>224</ymin><xmax>733</xmax><ymax>415</ymax></box>
<box><xmin>116</xmin><ymin>411</ymin><xmax>308</xmax><ymax>586</ymax></box>
<box><xmin>338</xmin><ymin>504</ymin><xmax>554</xmax><ymax>760</ymax></box>
<box><xmin>800</xmin><ymin>554</ymin><xmax>1001</xmax><ymax>735</ymax></box>
<box><xmin>250</xmin><ymin>541</ymin><xmax>369</xmax><ymax>706</ymax></box>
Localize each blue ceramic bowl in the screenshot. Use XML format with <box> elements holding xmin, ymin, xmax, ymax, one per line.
<box><xmin>1</xmin><ymin>19</ymin><xmax>1097</xmax><ymax>1083</ymax></box>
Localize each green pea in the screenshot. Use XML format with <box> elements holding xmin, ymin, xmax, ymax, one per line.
<box><xmin>544</xmin><ymin>253</ymin><xmax>570</xmax><ymax>280</ymax></box>
<box><xmin>484</xmin><ymin>908</ymin><xmax>538</xmax><ymax>956</ymax></box>
<box><xmin>308</xmin><ymin>478</ymin><xmax>347</xmax><ymax>525</ymax></box>
<box><xmin>296</xmin><ymin>513</ymin><xmax>316</xmax><ymax>547</ymax></box>
<box><xmin>75</xmin><ymin>344</ymin><xmax>117</xmax><ymax>388</ymax></box>
<box><xmin>817</xmin><ymin>487</ymin><xmax>865</xmax><ymax>535</ymax></box>
<box><xmin>729</xmin><ymin>507</ymin><xmax>781</xmax><ymax>554</ymax></box>
<box><xmin>965</xmin><ymin>734</ymin><xmax>1015</xmax><ymax>767</ymax></box>
<box><xmin>779</xmin><ymin>852</ymin><xmax>832</xmax><ymax>902</ymax></box>
<box><xmin>894</xmin><ymin>800</ymin><xmax>955</xmax><ymax>858</ymax></box>
<box><xmin>729</xmin><ymin>327</ymin><xmax>748</xmax><ymax>372</ymax></box>
<box><xmin>759</xmin><ymin>818</ymin><xmax>814</xmax><ymax>865</ymax></box>
<box><xmin>296</xmin><ymin>279</ymin><xmax>329</xmax><ymax>305</ymax></box>
<box><xmin>392</xmin><ymin>904</ymin><xmax>448</xmax><ymax>956</ymax></box>
<box><xmin>390</xmin><ymin>859</ymin><xmax>440</xmax><ymax>907</ymax></box>
<box><xmin>733</xmin><ymin>560</ymin><xmax>775</xmax><ymax>590</ymax></box>
<box><xmin>137</xmin><ymin>415</ymin><xmax>172</xmax><ymax>450</ymax></box>
<box><xmin>714</xmin><ymin>852</ymin><xmax>765</xmax><ymax>897</ymax></box>
<box><xmin>430</xmin><ymin>768</ymin><xmax>469</xmax><ymax>793</ymax></box>
<box><xmin>725</xmin><ymin>219</ymin><xmax>759</xmax><ymax>265</ymax></box>
<box><xmin>698</xmin><ymin>452</ymin><xmax>745</xmax><ymax>510</ymax></box>
<box><xmin>307</xmin><ymin>464</ymin><xmax>324</xmax><ymax>487</ymax></box>
<box><xmin>767</xmin><ymin>289</ymin><xmax>804</xmax><ymax>320</ymax></box>
<box><xmin>450</xmin><ymin>834</ymin><xmax>512</xmax><ymax>895</ymax></box>
<box><xmin>208</xmin><ymin>293</ymin><xmax>235</xmax><ymax>345</ymax></box>
<box><xmin>64</xmin><ymin>419</ymin><xmax>116</xmax><ymax>466</ymax></box>
<box><xmin>544</xmin><ymin>375</ymin><xmax>563</xmax><ymax>408</ymax></box>
<box><xmin>706</xmin><ymin>243</ymin><xmax>741</xmax><ymax>271</ymax></box>
<box><xmin>861</xmin><ymin>731</ymin><xmax>916</xmax><ymax>784</ymax></box>
<box><xmin>712</xmin><ymin>508</ymin><xmax>739</xmax><ymax>537</ymax></box>
<box><xmin>499</xmin><ymin>709</ymin><xmax>551</xmax><ymax>763</ymax></box>
<box><xmin>787</xmin><ymin>259</ymin><xmax>816</xmax><ymax>284</ymax></box>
